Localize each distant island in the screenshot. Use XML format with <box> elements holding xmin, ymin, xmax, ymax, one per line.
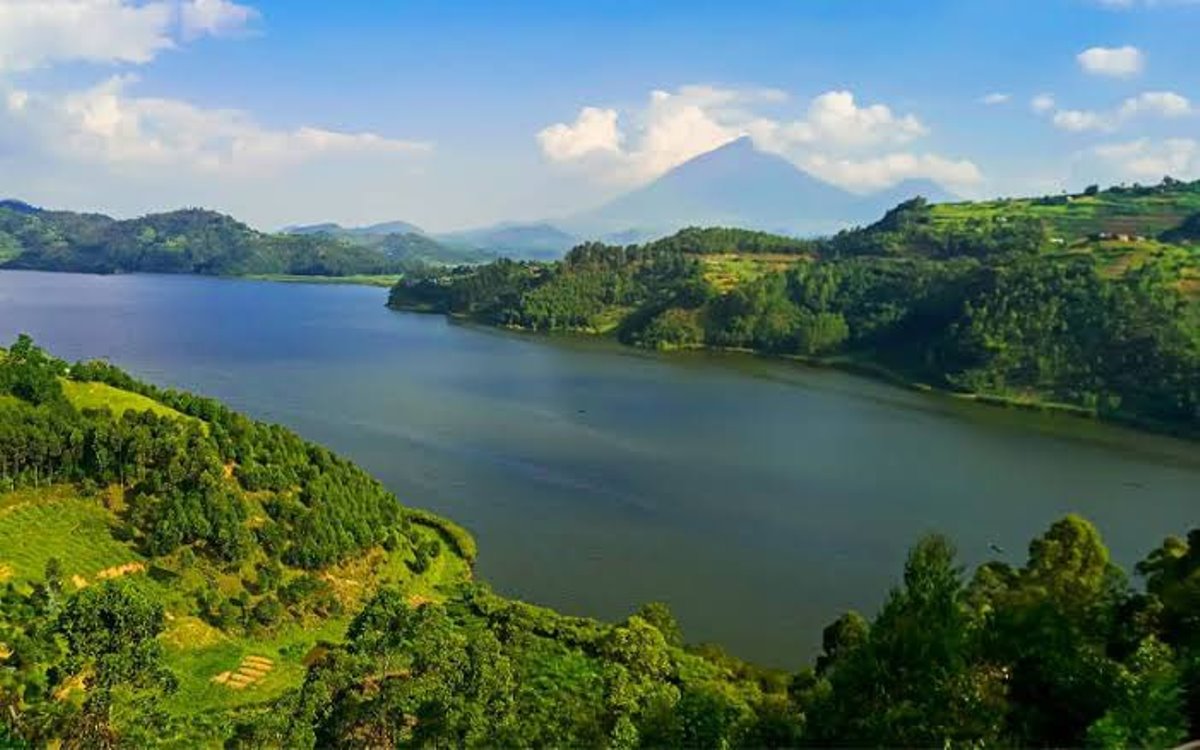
<box><xmin>389</xmin><ymin>178</ymin><xmax>1200</xmax><ymax>437</ymax></box>
<box><xmin>1</xmin><ymin>335</ymin><xmax>1198</xmax><ymax>747</ymax></box>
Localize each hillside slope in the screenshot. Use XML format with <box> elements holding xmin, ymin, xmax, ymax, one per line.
<box><xmin>0</xmin><ymin>203</ymin><xmax>409</xmax><ymax>277</ymax></box>
<box><xmin>391</xmin><ymin>180</ymin><xmax>1200</xmax><ymax>436</ymax></box>
<box><xmin>0</xmin><ymin>336</ymin><xmax>789</xmax><ymax>747</ymax></box>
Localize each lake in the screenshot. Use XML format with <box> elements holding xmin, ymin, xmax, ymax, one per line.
<box><xmin>1</xmin><ymin>269</ymin><xmax>1197</xmax><ymax>667</ymax></box>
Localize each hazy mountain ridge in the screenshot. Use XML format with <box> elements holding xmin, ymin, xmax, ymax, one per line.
<box><xmin>287</xmin><ymin>139</ymin><xmax>960</xmax><ymax>260</ymax></box>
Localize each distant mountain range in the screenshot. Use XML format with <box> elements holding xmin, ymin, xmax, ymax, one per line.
<box><xmin>299</xmin><ymin>137</ymin><xmax>960</xmax><ymax>259</ymax></box>
<box><xmin>3</xmin><ymin>138</ymin><xmax>963</xmax><ymax>270</ymax></box>
<box><xmin>435</xmin><ymin>223</ymin><xmax>578</xmax><ymax>261</ymax></box>
<box><xmin>285</xmin><ymin>219</ymin><xmax>579</xmax><ymax>262</ymax></box>
<box><xmin>284</xmin><ymin>219</ymin><xmax>426</xmax><ymax>238</ymax></box>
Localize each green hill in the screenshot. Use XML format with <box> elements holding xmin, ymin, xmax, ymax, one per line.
<box><xmin>0</xmin><ymin>203</ymin><xmax>410</xmax><ymax>277</ymax></box>
<box><xmin>0</xmin><ymin>336</ymin><xmax>789</xmax><ymax>747</ymax></box>
<box><xmin>928</xmin><ymin>179</ymin><xmax>1200</xmax><ymax>244</ymax></box>
<box><xmin>284</xmin><ymin>222</ymin><xmax>498</xmax><ymax>266</ymax></box>
<box><xmin>390</xmin><ymin>179</ymin><xmax>1200</xmax><ymax>436</ymax></box>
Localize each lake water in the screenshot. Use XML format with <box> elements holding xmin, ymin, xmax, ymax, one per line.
<box><xmin>1</xmin><ymin>270</ymin><xmax>1197</xmax><ymax>666</ymax></box>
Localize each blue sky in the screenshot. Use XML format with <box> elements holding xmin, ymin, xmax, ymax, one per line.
<box><xmin>0</xmin><ymin>0</ymin><xmax>1196</xmax><ymax>230</ymax></box>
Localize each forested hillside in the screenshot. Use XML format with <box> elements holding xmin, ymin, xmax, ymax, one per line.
<box><xmin>284</xmin><ymin>222</ymin><xmax>498</xmax><ymax>266</ymax></box>
<box><xmin>0</xmin><ymin>202</ymin><xmax>410</xmax><ymax>277</ymax></box>
<box><xmin>1</xmin><ymin>337</ymin><xmax>1199</xmax><ymax>746</ymax></box>
<box><xmin>390</xmin><ymin>179</ymin><xmax>1200</xmax><ymax>436</ymax></box>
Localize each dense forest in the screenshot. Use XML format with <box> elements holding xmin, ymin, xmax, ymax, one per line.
<box><xmin>390</xmin><ymin>180</ymin><xmax>1200</xmax><ymax>436</ymax></box>
<box><xmin>1</xmin><ymin>337</ymin><xmax>1199</xmax><ymax>746</ymax></box>
<box><xmin>0</xmin><ymin>201</ymin><xmax>414</xmax><ymax>277</ymax></box>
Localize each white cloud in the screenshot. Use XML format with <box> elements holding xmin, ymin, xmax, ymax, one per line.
<box><xmin>537</xmin><ymin>107</ymin><xmax>622</xmax><ymax>161</ymax></box>
<box><xmin>980</xmin><ymin>92</ymin><xmax>1011</xmax><ymax>105</ymax></box>
<box><xmin>1092</xmin><ymin>138</ymin><xmax>1199</xmax><ymax>179</ymax></box>
<box><xmin>1031</xmin><ymin>94</ymin><xmax>1056</xmax><ymax>113</ymax></box>
<box><xmin>179</xmin><ymin>0</ymin><xmax>258</xmax><ymax>39</ymax></box>
<box><xmin>1046</xmin><ymin>90</ymin><xmax>1192</xmax><ymax>133</ymax></box>
<box><xmin>1052</xmin><ymin>109</ymin><xmax>1116</xmax><ymax>133</ymax></box>
<box><xmin>5</xmin><ymin>75</ymin><xmax>429</xmax><ymax>174</ymax></box>
<box><xmin>1118</xmin><ymin>90</ymin><xmax>1192</xmax><ymax>118</ymax></box>
<box><xmin>1077</xmin><ymin>45</ymin><xmax>1145</xmax><ymax>77</ymax></box>
<box><xmin>800</xmin><ymin>153</ymin><xmax>983</xmax><ymax>192</ymax></box>
<box><xmin>0</xmin><ymin>0</ymin><xmax>257</xmax><ymax>72</ymax></box>
<box><xmin>536</xmin><ymin>85</ymin><xmax>968</xmax><ymax>192</ymax></box>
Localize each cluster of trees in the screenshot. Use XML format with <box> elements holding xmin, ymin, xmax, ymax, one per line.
<box><xmin>1164</xmin><ymin>211</ymin><xmax>1200</xmax><ymax>243</ymax></box>
<box><xmin>0</xmin><ymin>204</ymin><xmax>409</xmax><ymax>277</ymax></box>
<box><xmin>0</xmin><ymin>338</ymin><xmax>411</xmax><ymax>570</ymax></box>
<box><xmin>392</xmin><ymin>244</ymin><xmax>707</xmax><ymax>332</ymax></box>
<box><xmin>219</xmin><ymin>516</ymin><xmax>1200</xmax><ymax>748</ymax></box>
<box><xmin>822</xmin><ymin>197</ymin><xmax>1048</xmax><ymax>258</ymax></box>
<box><xmin>0</xmin><ymin>569</ymin><xmax>176</xmax><ymax>747</ymax></box>
<box><xmin>802</xmin><ymin>515</ymin><xmax>1200</xmax><ymax>747</ymax></box>
<box><xmin>391</xmin><ymin>212</ymin><xmax>1200</xmax><ymax>433</ymax></box>
<box><xmin>0</xmin><ymin>335</ymin><xmax>445</xmax><ymax>656</ymax></box>
<box><xmin>645</xmin><ymin>226</ymin><xmax>815</xmax><ymax>256</ymax></box>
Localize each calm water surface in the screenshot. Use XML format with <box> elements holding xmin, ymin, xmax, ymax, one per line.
<box><xmin>1</xmin><ymin>270</ymin><xmax>1197</xmax><ymax>666</ymax></box>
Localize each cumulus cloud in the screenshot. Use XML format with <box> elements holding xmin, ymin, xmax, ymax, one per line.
<box><xmin>0</xmin><ymin>0</ymin><xmax>257</xmax><ymax>72</ymax></box>
<box><xmin>1077</xmin><ymin>45</ymin><xmax>1145</xmax><ymax>77</ymax></box>
<box><xmin>4</xmin><ymin>75</ymin><xmax>429</xmax><ymax>174</ymax></box>
<box><xmin>1118</xmin><ymin>90</ymin><xmax>1192</xmax><ymax>117</ymax></box>
<box><xmin>1092</xmin><ymin>138</ymin><xmax>1199</xmax><ymax>179</ymax></box>
<box><xmin>980</xmin><ymin>93</ymin><xmax>1011</xmax><ymax>105</ymax></box>
<box><xmin>536</xmin><ymin>85</ymin><xmax>974</xmax><ymax>192</ymax></box>
<box><xmin>537</xmin><ymin>106</ymin><xmax>622</xmax><ymax>161</ymax></box>
<box><xmin>1044</xmin><ymin>90</ymin><xmax>1192</xmax><ymax>133</ymax></box>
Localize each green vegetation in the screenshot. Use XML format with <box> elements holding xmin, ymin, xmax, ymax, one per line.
<box><xmin>0</xmin><ymin>202</ymin><xmax>416</xmax><ymax>278</ymax></box>
<box><xmin>391</xmin><ymin>179</ymin><xmax>1200</xmax><ymax>436</ymax></box>
<box><xmin>0</xmin><ymin>486</ymin><xmax>139</xmax><ymax>584</ymax></box>
<box><xmin>241</xmin><ymin>273</ymin><xmax>406</xmax><ymax>287</ymax></box>
<box><xmin>1</xmin><ymin>336</ymin><xmax>1200</xmax><ymax>746</ymax></box>
<box><xmin>929</xmin><ymin>178</ymin><xmax>1200</xmax><ymax>244</ymax></box>
<box><xmin>60</xmin><ymin>380</ymin><xmax>189</xmax><ymax>421</ymax></box>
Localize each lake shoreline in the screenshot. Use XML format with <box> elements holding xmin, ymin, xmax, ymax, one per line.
<box><xmin>392</xmin><ymin>304</ymin><xmax>1200</xmax><ymax>443</ymax></box>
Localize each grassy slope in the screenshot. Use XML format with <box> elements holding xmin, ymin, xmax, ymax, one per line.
<box><xmin>700</xmin><ymin>253</ymin><xmax>810</xmax><ymax>293</ymax></box>
<box><xmin>61</xmin><ymin>379</ymin><xmax>189</xmax><ymax>420</ymax></box>
<box><xmin>0</xmin><ymin>380</ymin><xmax>475</xmax><ymax>744</ymax></box>
<box><xmin>929</xmin><ymin>190</ymin><xmax>1200</xmax><ymax>242</ymax></box>
<box><xmin>0</xmin><ymin>486</ymin><xmax>139</xmax><ymax>585</ymax></box>
<box><xmin>0</xmin><ymin>481</ymin><xmax>472</xmax><ymax>743</ymax></box>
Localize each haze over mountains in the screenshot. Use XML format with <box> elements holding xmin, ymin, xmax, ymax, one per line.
<box><xmin>561</xmin><ymin>137</ymin><xmax>957</xmax><ymax>240</ymax></box>
<box><xmin>288</xmin><ymin>137</ymin><xmax>958</xmax><ymax>258</ymax></box>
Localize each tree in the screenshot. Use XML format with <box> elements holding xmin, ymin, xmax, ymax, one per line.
<box><xmin>634</xmin><ymin>602</ymin><xmax>684</xmax><ymax>648</ymax></box>
<box><xmin>57</xmin><ymin>580</ymin><xmax>168</xmax><ymax>690</ymax></box>
<box><xmin>809</xmin><ymin>535</ymin><xmax>1004</xmax><ymax>746</ymax></box>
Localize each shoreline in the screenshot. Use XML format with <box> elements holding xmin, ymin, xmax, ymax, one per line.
<box><xmin>0</xmin><ymin>266</ymin><xmax>403</xmax><ymax>288</ymax></box>
<box><xmin>389</xmin><ymin>303</ymin><xmax>1199</xmax><ymax>442</ymax></box>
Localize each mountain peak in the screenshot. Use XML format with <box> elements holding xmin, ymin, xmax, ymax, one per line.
<box><xmin>567</xmin><ymin>137</ymin><xmax>858</xmax><ymax>237</ymax></box>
